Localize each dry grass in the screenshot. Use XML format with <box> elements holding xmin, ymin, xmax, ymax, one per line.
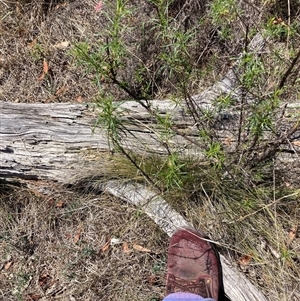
<box><xmin>0</xmin><ymin>0</ymin><xmax>234</xmax><ymax>103</ymax></box>
<box><xmin>0</xmin><ymin>0</ymin><xmax>102</xmax><ymax>103</ymax></box>
<box><xmin>80</xmin><ymin>153</ymin><xmax>300</xmax><ymax>301</ymax></box>
<box><xmin>185</xmin><ymin>180</ymin><xmax>300</xmax><ymax>301</ymax></box>
<box><xmin>0</xmin><ymin>181</ymin><xmax>168</xmax><ymax>301</ymax></box>
<box><xmin>161</xmin><ymin>161</ymin><xmax>300</xmax><ymax>301</ymax></box>
<box><xmin>1</xmin><ymin>164</ymin><xmax>299</xmax><ymax>301</ymax></box>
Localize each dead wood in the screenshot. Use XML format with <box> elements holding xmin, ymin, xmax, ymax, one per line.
<box><xmin>0</xmin><ymin>98</ymin><xmax>299</xmax><ymax>182</ymax></box>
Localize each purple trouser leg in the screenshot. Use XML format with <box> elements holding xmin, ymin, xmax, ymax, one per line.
<box><xmin>163</xmin><ymin>292</ymin><xmax>216</xmax><ymax>301</ymax></box>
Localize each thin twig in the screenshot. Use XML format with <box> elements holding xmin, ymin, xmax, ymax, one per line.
<box><xmin>278</xmin><ymin>47</ymin><xmax>300</xmax><ymax>90</ymax></box>
<box><xmin>237</xmin><ymin>26</ymin><xmax>249</xmax><ymax>148</ymax></box>
<box><xmin>287</xmin><ymin>0</ymin><xmax>291</xmax><ymax>47</ymax></box>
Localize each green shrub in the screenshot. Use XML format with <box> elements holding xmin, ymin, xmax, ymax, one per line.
<box><xmin>71</xmin><ymin>0</ymin><xmax>300</xmax><ymax>191</ymax></box>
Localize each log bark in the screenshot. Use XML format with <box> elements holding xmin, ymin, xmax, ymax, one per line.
<box><xmin>1</xmin><ymin>99</ymin><xmax>299</xmax><ymax>182</ymax></box>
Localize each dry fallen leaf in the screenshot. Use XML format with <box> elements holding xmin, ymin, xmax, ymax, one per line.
<box><xmin>4</xmin><ymin>261</ymin><xmax>13</xmax><ymax>270</ymax></box>
<box><xmin>287</xmin><ymin>225</ymin><xmax>298</xmax><ymax>246</ymax></box>
<box><xmin>55</xmin><ymin>87</ymin><xmax>67</xmax><ymax>96</ymax></box>
<box><xmin>43</xmin><ymin>59</ymin><xmax>49</xmax><ymax>74</ymax></box>
<box><xmin>123</xmin><ymin>242</ymin><xmax>130</xmax><ymax>253</ymax></box>
<box><xmin>101</xmin><ymin>241</ymin><xmax>110</xmax><ymax>252</ymax></box>
<box><xmin>54</xmin><ymin>41</ymin><xmax>70</xmax><ymax>49</ymax></box>
<box><xmin>95</xmin><ymin>1</ymin><xmax>103</xmax><ymax>12</ymax></box>
<box><xmin>73</xmin><ymin>227</ymin><xmax>82</xmax><ymax>244</ymax></box>
<box><xmin>38</xmin><ymin>59</ymin><xmax>49</xmax><ymax>81</ymax></box>
<box><xmin>292</xmin><ymin>141</ymin><xmax>300</xmax><ymax>147</ymax></box>
<box><xmin>56</xmin><ymin>201</ymin><xmax>64</xmax><ymax>208</ymax></box>
<box><xmin>38</xmin><ymin>73</ymin><xmax>45</xmax><ymax>81</ymax></box>
<box><xmin>133</xmin><ymin>244</ymin><xmax>151</xmax><ymax>253</ymax></box>
<box><xmin>76</xmin><ymin>96</ymin><xmax>83</xmax><ymax>103</ymax></box>
<box><xmin>238</xmin><ymin>254</ymin><xmax>252</xmax><ymax>266</ymax></box>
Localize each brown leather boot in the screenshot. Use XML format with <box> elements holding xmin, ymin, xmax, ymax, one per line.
<box><xmin>166</xmin><ymin>227</ymin><xmax>227</xmax><ymax>301</ymax></box>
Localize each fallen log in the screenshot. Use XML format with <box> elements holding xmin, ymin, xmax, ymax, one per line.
<box><xmin>0</xmin><ymin>99</ymin><xmax>299</xmax><ymax>182</ymax></box>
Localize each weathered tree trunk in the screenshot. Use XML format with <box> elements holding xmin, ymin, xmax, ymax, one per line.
<box><xmin>1</xmin><ymin>99</ymin><xmax>299</xmax><ymax>182</ymax></box>
<box><xmin>0</xmin><ymin>101</ymin><xmax>108</xmax><ymax>182</ymax></box>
